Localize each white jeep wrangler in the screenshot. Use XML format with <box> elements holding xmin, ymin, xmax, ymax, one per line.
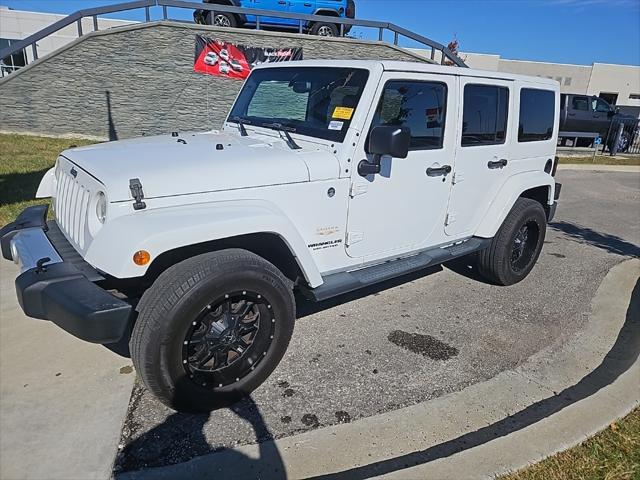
<box><xmin>1</xmin><ymin>60</ymin><xmax>561</xmax><ymax>412</ymax></box>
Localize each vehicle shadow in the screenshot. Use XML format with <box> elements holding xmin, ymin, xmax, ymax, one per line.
<box><xmin>443</xmin><ymin>255</ymin><xmax>495</xmax><ymax>285</ymax></box>
<box><xmin>550</xmin><ymin>220</ymin><xmax>640</xmax><ymax>257</ymax></box>
<box><xmin>0</xmin><ymin>168</ymin><xmax>50</xmax><ymax>206</ymax></box>
<box><xmin>115</xmin><ymin>383</ymin><xmax>286</xmax><ymax>479</ymax></box>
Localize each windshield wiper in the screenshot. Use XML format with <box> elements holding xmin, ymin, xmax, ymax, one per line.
<box><xmin>229</xmin><ymin>116</ymin><xmax>249</xmax><ymax>137</ymax></box>
<box><xmin>262</xmin><ymin>122</ymin><xmax>301</xmax><ymax>150</ymax></box>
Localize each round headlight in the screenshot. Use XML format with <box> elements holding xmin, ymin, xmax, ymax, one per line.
<box><xmin>96</xmin><ymin>192</ymin><xmax>107</xmax><ymax>223</ymax></box>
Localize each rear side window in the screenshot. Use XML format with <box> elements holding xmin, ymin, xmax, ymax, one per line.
<box><xmin>518</xmin><ymin>88</ymin><xmax>555</xmax><ymax>142</ymax></box>
<box><xmin>461</xmin><ymin>84</ymin><xmax>509</xmax><ymax>146</ymax></box>
<box><xmin>371</xmin><ymin>80</ymin><xmax>447</xmax><ymax>150</ymax></box>
<box><xmin>571</xmin><ymin>96</ymin><xmax>589</xmax><ymax>111</ymax></box>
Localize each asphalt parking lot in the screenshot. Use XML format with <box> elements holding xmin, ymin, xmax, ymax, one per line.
<box><xmin>114</xmin><ymin>169</ymin><xmax>640</xmax><ymax>474</ymax></box>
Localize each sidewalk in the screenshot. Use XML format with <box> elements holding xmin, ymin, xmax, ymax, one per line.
<box><xmin>558</xmin><ymin>163</ymin><xmax>640</xmax><ymax>173</ymax></box>
<box><xmin>0</xmin><ymin>261</ymin><xmax>135</xmax><ymax>480</ymax></box>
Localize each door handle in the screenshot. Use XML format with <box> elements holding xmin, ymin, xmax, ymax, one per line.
<box><xmin>568</xmin><ymin>113</ymin><xmax>576</xmax><ymax>116</ymax></box>
<box><xmin>426</xmin><ymin>165</ymin><xmax>452</xmax><ymax>177</ymax></box>
<box><xmin>304</xmin><ymin>2</ymin><xmax>312</xmax><ymax>5</ymax></box>
<box><xmin>487</xmin><ymin>159</ymin><xmax>508</xmax><ymax>169</ymax></box>
<box><xmin>278</xmin><ymin>0</ymin><xmax>286</xmax><ymax>3</ymax></box>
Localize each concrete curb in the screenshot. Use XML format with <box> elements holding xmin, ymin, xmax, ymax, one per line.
<box><xmin>118</xmin><ymin>259</ymin><xmax>639</xmax><ymax>480</ymax></box>
<box><xmin>558</xmin><ymin>164</ymin><xmax>640</xmax><ymax>173</ymax></box>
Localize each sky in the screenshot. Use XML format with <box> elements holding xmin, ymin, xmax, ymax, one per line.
<box><xmin>1</xmin><ymin>0</ymin><xmax>639</xmax><ymax>66</ymax></box>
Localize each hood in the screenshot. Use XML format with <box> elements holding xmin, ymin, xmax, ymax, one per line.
<box><xmin>62</xmin><ymin>131</ymin><xmax>336</xmax><ymax>202</ymax></box>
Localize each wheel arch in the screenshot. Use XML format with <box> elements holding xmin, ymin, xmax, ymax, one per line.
<box><xmin>84</xmin><ymin>200</ymin><xmax>323</xmax><ymax>287</ymax></box>
<box><xmin>309</xmin><ymin>9</ymin><xmax>340</xmax><ymax>30</ymax></box>
<box><xmin>313</xmin><ymin>9</ymin><xmax>340</xmax><ymax>17</ymax></box>
<box><xmin>520</xmin><ymin>185</ymin><xmax>551</xmax><ymax>211</ymax></box>
<box><xmin>202</xmin><ymin>0</ymin><xmax>246</xmax><ymax>24</ymax></box>
<box><xmin>475</xmin><ymin>171</ymin><xmax>555</xmax><ymax>238</ymax></box>
<box><xmin>143</xmin><ymin>232</ymin><xmax>306</xmax><ymax>287</ymax></box>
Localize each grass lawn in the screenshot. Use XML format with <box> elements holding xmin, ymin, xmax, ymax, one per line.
<box><xmin>0</xmin><ymin>133</ymin><xmax>96</xmax><ymax>226</ymax></box>
<box><xmin>557</xmin><ymin>155</ymin><xmax>640</xmax><ymax>166</ymax></box>
<box><xmin>502</xmin><ymin>408</ymin><xmax>640</xmax><ymax>480</ymax></box>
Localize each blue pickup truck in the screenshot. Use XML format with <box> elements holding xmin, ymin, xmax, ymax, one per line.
<box><xmin>194</xmin><ymin>0</ymin><xmax>355</xmax><ymax>36</ymax></box>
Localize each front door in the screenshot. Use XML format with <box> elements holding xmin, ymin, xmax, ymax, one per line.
<box><xmin>345</xmin><ymin>72</ymin><xmax>457</xmax><ymax>260</ymax></box>
<box><xmin>591</xmin><ymin>97</ymin><xmax>614</xmax><ymax>138</ymax></box>
<box><xmin>567</xmin><ymin>95</ymin><xmax>592</xmax><ymax>133</ymax></box>
<box><xmin>445</xmin><ymin>77</ymin><xmax>513</xmax><ymax>237</ymax></box>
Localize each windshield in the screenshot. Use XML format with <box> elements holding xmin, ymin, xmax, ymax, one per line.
<box><xmin>228</xmin><ymin>67</ymin><xmax>370</xmax><ymax>142</ymax></box>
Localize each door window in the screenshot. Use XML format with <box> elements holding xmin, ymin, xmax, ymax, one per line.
<box><xmin>461</xmin><ymin>84</ymin><xmax>509</xmax><ymax>146</ymax></box>
<box><xmin>518</xmin><ymin>88</ymin><xmax>555</xmax><ymax>142</ymax></box>
<box><xmin>592</xmin><ymin>98</ymin><xmax>612</xmax><ymax>113</ymax></box>
<box><xmin>370</xmin><ymin>80</ymin><xmax>447</xmax><ymax>150</ymax></box>
<box><xmin>571</xmin><ymin>96</ymin><xmax>589</xmax><ymax>111</ymax></box>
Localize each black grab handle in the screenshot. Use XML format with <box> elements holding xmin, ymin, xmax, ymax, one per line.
<box><xmin>426</xmin><ymin>165</ymin><xmax>452</xmax><ymax>177</ymax></box>
<box><xmin>488</xmin><ymin>159</ymin><xmax>508</xmax><ymax>169</ymax></box>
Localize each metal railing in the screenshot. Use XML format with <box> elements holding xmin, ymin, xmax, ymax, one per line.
<box><xmin>0</xmin><ymin>0</ymin><xmax>467</xmax><ymax>72</ymax></box>
<box><xmin>604</xmin><ymin>117</ymin><xmax>640</xmax><ymax>155</ymax></box>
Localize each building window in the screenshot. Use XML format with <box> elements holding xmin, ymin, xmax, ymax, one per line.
<box><xmin>518</xmin><ymin>88</ymin><xmax>555</xmax><ymax>142</ymax></box>
<box><xmin>461</xmin><ymin>84</ymin><xmax>509</xmax><ymax>146</ymax></box>
<box><xmin>0</xmin><ymin>38</ymin><xmax>27</xmax><ymax>76</ymax></box>
<box><xmin>371</xmin><ymin>80</ymin><xmax>447</xmax><ymax>150</ymax></box>
<box><xmin>599</xmin><ymin>92</ymin><xmax>618</xmax><ymax>106</ymax></box>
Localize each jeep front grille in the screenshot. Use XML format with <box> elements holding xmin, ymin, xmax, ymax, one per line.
<box><xmin>54</xmin><ymin>163</ymin><xmax>90</xmax><ymax>249</ymax></box>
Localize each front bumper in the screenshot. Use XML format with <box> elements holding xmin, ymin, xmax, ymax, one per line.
<box><xmin>0</xmin><ymin>205</ymin><xmax>132</xmax><ymax>344</ymax></box>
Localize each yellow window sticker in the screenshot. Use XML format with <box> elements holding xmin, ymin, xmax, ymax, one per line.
<box><xmin>332</xmin><ymin>106</ymin><xmax>354</xmax><ymax>120</ymax></box>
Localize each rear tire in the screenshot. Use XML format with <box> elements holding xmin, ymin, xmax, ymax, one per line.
<box><xmin>130</xmin><ymin>249</ymin><xmax>295</xmax><ymax>413</ymax></box>
<box><xmin>477</xmin><ymin>198</ymin><xmax>547</xmax><ymax>286</ymax></box>
<box><xmin>310</xmin><ymin>22</ymin><xmax>339</xmax><ymax>36</ymax></box>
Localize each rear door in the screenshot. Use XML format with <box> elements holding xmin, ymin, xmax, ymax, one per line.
<box><xmin>288</xmin><ymin>0</ymin><xmax>316</xmax><ymax>15</ymax></box>
<box><xmin>445</xmin><ymin>77</ymin><xmax>513</xmax><ymax>237</ymax></box>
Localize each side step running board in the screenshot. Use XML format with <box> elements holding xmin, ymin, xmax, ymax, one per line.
<box><xmin>305</xmin><ymin>237</ymin><xmax>490</xmax><ymax>302</ymax></box>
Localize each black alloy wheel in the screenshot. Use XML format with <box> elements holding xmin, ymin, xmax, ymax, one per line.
<box><xmin>510</xmin><ymin>221</ymin><xmax>540</xmax><ymax>273</ymax></box>
<box><xmin>183</xmin><ymin>291</ymin><xmax>275</xmax><ymax>389</ymax></box>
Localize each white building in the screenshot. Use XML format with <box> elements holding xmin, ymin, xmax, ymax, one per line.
<box><xmin>0</xmin><ymin>6</ymin><xmax>134</xmax><ymax>75</ymax></box>
<box><xmin>411</xmin><ymin>48</ymin><xmax>640</xmax><ymax>118</ymax></box>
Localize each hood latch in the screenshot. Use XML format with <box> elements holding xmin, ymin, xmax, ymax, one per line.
<box><xmin>129</xmin><ymin>178</ymin><xmax>147</xmax><ymax>210</ymax></box>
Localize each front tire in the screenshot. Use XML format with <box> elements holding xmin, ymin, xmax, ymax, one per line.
<box><xmin>205</xmin><ymin>11</ymin><xmax>238</xmax><ymax>28</ymax></box>
<box><xmin>130</xmin><ymin>249</ymin><xmax>295</xmax><ymax>413</ymax></box>
<box><xmin>477</xmin><ymin>198</ymin><xmax>547</xmax><ymax>286</ymax></box>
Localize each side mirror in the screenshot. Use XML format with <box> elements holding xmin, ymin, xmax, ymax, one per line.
<box><xmin>358</xmin><ymin>126</ymin><xmax>411</xmax><ymax>176</ymax></box>
<box><xmin>290</xmin><ymin>81</ymin><xmax>311</xmax><ymax>94</ymax></box>
<box><xmin>369</xmin><ymin>125</ymin><xmax>411</xmax><ymax>158</ymax></box>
